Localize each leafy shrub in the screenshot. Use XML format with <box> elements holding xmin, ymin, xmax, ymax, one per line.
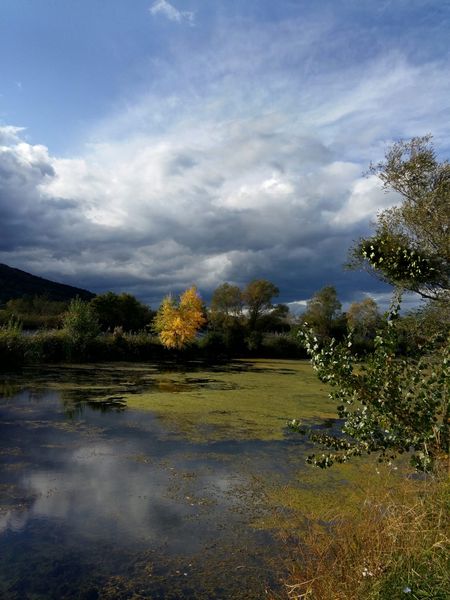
<box><xmin>0</xmin><ymin>318</ymin><xmax>26</xmax><ymax>368</ymax></box>
<box><xmin>260</xmin><ymin>333</ymin><xmax>308</xmax><ymax>359</ymax></box>
<box><xmin>292</xmin><ymin>300</ymin><xmax>449</xmax><ymax>472</ymax></box>
<box><xmin>28</xmin><ymin>330</ymin><xmax>69</xmax><ymax>362</ymax></box>
<box><xmin>62</xmin><ymin>297</ymin><xmax>100</xmax><ymax>358</ymax></box>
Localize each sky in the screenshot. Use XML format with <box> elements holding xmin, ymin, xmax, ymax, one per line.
<box><xmin>0</xmin><ymin>0</ymin><xmax>449</xmax><ymax>310</ymax></box>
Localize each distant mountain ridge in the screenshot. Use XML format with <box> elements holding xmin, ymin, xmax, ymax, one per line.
<box><xmin>0</xmin><ymin>263</ymin><xmax>95</xmax><ymax>305</ymax></box>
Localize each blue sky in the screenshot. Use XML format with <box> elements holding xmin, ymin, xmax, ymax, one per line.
<box><xmin>1</xmin><ymin>0</ymin><xmax>449</xmax><ymax>309</ymax></box>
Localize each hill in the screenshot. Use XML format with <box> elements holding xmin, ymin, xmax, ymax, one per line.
<box><xmin>0</xmin><ymin>263</ymin><xmax>95</xmax><ymax>305</ymax></box>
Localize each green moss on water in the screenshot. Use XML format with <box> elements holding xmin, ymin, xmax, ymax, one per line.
<box><xmin>122</xmin><ymin>359</ymin><xmax>334</xmax><ymax>442</ymax></box>
<box><xmin>251</xmin><ymin>459</ymin><xmax>384</xmax><ymax>530</ymax></box>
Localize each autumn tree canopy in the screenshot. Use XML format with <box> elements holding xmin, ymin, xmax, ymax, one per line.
<box><xmin>153</xmin><ymin>286</ymin><xmax>206</xmax><ymax>349</ymax></box>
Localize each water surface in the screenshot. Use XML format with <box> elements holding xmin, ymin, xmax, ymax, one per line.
<box><xmin>0</xmin><ymin>361</ymin><xmax>337</xmax><ymax>599</ymax></box>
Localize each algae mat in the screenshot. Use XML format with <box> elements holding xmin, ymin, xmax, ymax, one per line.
<box><xmin>121</xmin><ymin>359</ymin><xmax>335</xmax><ymax>441</ymax></box>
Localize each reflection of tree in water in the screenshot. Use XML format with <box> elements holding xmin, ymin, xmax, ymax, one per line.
<box><xmin>0</xmin><ymin>383</ymin><xmax>52</xmax><ymax>405</ymax></box>
<box><xmin>60</xmin><ymin>388</ymin><xmax>127</xmax><ymax>418</ymax></box>
<box><xmin>0</xmin><ymin>381</ymin><xmax>23</xmax><ymax>400</ymax></box>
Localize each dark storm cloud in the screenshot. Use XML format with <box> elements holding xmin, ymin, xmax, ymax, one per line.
<box><xmin>0</xmin><ymin>120</ymin><xmax>428</xmax><ymax>307</ymax></box>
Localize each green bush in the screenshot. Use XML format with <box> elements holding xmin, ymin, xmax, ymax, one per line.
<box><xmin>260</xmin><ymin>333</ymin><xmax>308</xmax><ymax>359</ymax></box>
<box><xmin>62</xmin><ymin>297</ymin><xmax>100</xmax><ymax>358</ymax></box>
<box><xmin>28</xmin><ymin>330</ymin><xmax>69</xmax><ymax>362</ymax></box>
<box><xmin>292</xmin><ymin>299</ymin><xmax>449</xmax><ymax>472</ymax></box>
<box><xmin>0</xmin><ymin>318</ymin><xmax>26</xmax><ymax>368</ymax></box>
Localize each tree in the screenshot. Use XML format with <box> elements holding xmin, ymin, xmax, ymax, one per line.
<box><xmin>394</xmin><ymin>301</ymin><xmax>450</xmax><ymax>356</ymax></box>
<box><xmin>351</xmin><ymin>136</ymin><xmax>450</xmax><ymax>303</ymax></box>
<box><xmin>292</xmin><ymin>300</ymin><xmax>449</xmax><ymax>472</ymax></box>
<box><xmin>242</xmin><ymin>279</ymin><xmax>279</xmax><ymax>331</ymax></box>
<box><xmin>62</xmin><ymin>297</ymin><xmax>100</xmax><ymax>351</ymax></box>
<box><xmin>153</xmin><ymin>286</ymin><xmax>206</xmax><ymax>350</ymax></box>
<box><xmin>258</xmin><ymin>302</ymin><xmax>291</xmax><ymax>333</ymax></box>
<box><xmin>207</xmin><ymin>282</ymin><xmax>245</xmax><ymax>353</ymax></box>
<box><xmin>209</xmin><ymin>283</ymin><xmax>243</xmax><ymax>328</ymax></box>
<box><xmin>301</xmin><ymin>285</ymin><xmax>343</xmax><ymax>339</ymax></box>
<box><xmin>346</xmin><ymin>297</ymin><xmax>381</xmax><ymax>341</ymax></box>
<box><xmin>91</xmin><ymin>291</ymin><xmax>154</xmax><ymax>332</ymax></box>
<box><xmin>6</xmin><ymin>295</ymin><xmax>66</xmax><ymax>317</ymax></box>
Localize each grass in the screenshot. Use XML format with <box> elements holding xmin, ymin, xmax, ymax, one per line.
<box><xmin>122</xmin><ymin>359</ymin><xmax>334</xmax><ymax>441</ymax></box>
<box><xmin>271</xmin><ymin>468</ymin><xmax>449</xmax><ymax>600</ymax></box>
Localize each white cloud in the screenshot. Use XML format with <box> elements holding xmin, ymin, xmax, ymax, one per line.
<box><xmin>331</xmin><ymin>175</ymin><xmax>399</xmax><ymax>227</ymax></box>
<box><xmin>0</xmin><ymin>125</ymin><xmax>26</xmax><ymax>145</ymax></box>
<box><xmin>149</xmin><ymin>0</ymin><xmax>195</xmax><ymax>25</ymax></box>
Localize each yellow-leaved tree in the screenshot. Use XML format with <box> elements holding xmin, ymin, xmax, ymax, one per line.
<box><xmin>153</xmin><ymin>286</ymin><xmax>206</xmax><ymax>349</ymax></box>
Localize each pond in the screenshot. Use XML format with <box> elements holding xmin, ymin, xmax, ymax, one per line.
<box><xmin>0</xmin><ymin>360</ymin><xmax>359</xmax><ymax>599</ymax></box>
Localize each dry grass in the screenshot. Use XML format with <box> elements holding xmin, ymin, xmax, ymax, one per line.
<box><xmin>273</xmin><ymin>468</ymin><xmax>449</xmax><ymax>600</ymax></box>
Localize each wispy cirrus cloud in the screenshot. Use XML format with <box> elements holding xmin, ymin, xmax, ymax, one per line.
<box><xmin>149</xmin><ymin>0</ymin><xmax>195</xmax><ymax>25</ymax></box>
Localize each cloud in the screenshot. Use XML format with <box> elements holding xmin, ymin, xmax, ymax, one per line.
<box><xmin>0</xmin><ymin>114</ymin><xmax>400</xmax><ymax>305</ymax></box>
<box><xmin>0</xmin><ymin>125</ymin><xmax>26</xmax><ymax>145</ymax></box>
<box><xmin>1</xmin><ymin>7</ymin><xmax>449</xmax><ymax>307</ymax></box>
<box><xmin>149</xmin><ymin>0</ymin><xmax>195</xmax><ymax>25</ymax></box>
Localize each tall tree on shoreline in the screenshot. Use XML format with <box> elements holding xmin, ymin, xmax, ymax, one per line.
<box><xmin>350</xmin><ymin>136</ymin><xmax>450</xmax><ymax>304</ymax></box>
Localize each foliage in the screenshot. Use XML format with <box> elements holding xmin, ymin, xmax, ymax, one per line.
<box><xmin>0</xmin><ymin>295</ymin><xmax>67</xmax><ymax>329</ymax></box>
<box><xmin>61</xmin><ymin>297</ymin><xmax>100</xmax><ymax>353</ymax></box>
<box><xmin>395</xmin><ymin>301</ymin><xmax>450</xmax><ymax>356</ymax></box>
<box><xmin>292</xmin><ymin>299</ymin><xmax>449</xmax><ymax>472</ymax></box>
<box><xmin>210</xmin><ymin>280</ymin><xmax>286</xmax><ymax>352</ymax></box>
<box><xmin>347</xmin><ymin>297</ymin><xmax>381</xmax><ymax>336</ymax></box>
<box><xmin>242</xmin><ymin>279</ymin><xmax>280</xmax><ymax>331</ymax></box>
<box><xmin>300</xmin><ymin>285</ymin><xmax>344</xmax><ymax>340</ymax></box>
<box><xmin>209</xmin><ymin>283</ymin><xmax>243</xmax><ymax>325</ymax></box>
<box><xmin>260</xmin><ymin>333</ymin><xmax>307</xmax><ymax>359</ymax></box>
<box><xmin>346</xmin><ymin>297</ymin><xmax>382</xmax><ymax>354</ymax></box>
<box><xmin>5</xmin><ymin>295</ymin><xmax>66</xmax><ymax>315</ymax></box>
<box><xmin>208</xmin><ymin>282</ymin><xmax>246</xmax><ymax>350</ymax></box>
<box><xmin>0</xmin><ymin>316</ymin><xmax>22</xmax><ymax>337</ymax></box>
<box><xmin>258</xmin><ymin>303</ymin><xmax>291</xmax><ymax>333</ymax></box>
<box><xmin>28</xmin><ymin>329</ymin><xmax>69</xmax><ymax>362</ymax></box>
<box><xmin>0</xmin><ymin>317</ymin><xmax>26</xmax><ymax>367</ymax></box>
<box><xmin>351</xmin><ymin>136</ymin><xmax>450</xmax><ymax>303</ymax></box>
<box><xmin>90</xmin><ymin>291</ymin><xmax>154</xmax><ymax>332</ymax></box>
<box><xmin>153</xmin><ymin>286</ymin><xmax>206</xmax><ymax>349</ymax></box>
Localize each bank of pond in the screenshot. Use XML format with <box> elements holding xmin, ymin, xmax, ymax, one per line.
<box><xmin>0</xmin><ymin>327</ymin><xmax>309</xmax><ymax>369</ymax></box>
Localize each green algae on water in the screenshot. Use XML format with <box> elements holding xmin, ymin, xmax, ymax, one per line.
<box><xmin>122</xmin><ymin>359</ymin><xmax>334</xmax><ymax>442</ymax></box>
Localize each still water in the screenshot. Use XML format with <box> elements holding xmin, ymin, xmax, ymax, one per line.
<box><xmin>0</xmin><ymin>362</ymin><xmax>330</xmax><ymax>599</ymax></box>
